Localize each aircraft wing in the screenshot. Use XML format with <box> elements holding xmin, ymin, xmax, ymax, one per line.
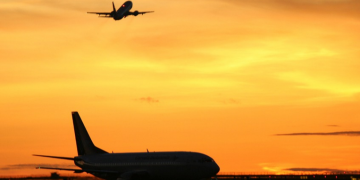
<box><xmin>127</xmin><ymin>11</ymin><xmax>154</xmax><ymax>16</ymax></box>
<box><xmin>137</xmin><ymin>11</ymin><xmax>154</xmax><ymax>15</ymax></box>
<box><xmin>36</xmin><ymin>166</ymin><xmax>119</xmax><ymax>174</ymax></box>
<box><xmin>36</xmin><ymin>165</ymin><xmax>149</xmax><ymax>179</ymax></box>
<box><xmin>87</xmin><ymin>12</ymin><xmax>113</xmax><ymax>17</ymax></box>
<box><xmin>36</xmin><ymin>167</ymin><xmax>84</xmax><ymax>173</ymax></box>
<box><xmin>87</xmin><ymin>12</ymin><xmax>111</xmax><ymax>15</ymax></box>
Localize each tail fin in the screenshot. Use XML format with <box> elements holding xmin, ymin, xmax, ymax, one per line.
<box><xmin>112</xmin><ymin>1</ymin><xmax>116</xmax><ymax>12</ymax></box>
<box><xmin>72</xmin><ymin>111</ymin><xmax>107</xmax><ymax>155</ymax></box>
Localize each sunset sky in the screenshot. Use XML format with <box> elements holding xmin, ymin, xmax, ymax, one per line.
<box><xmin>1</xmin><ymin>0</ymin><xmax>360</xmax><ymax>176</ymax></box>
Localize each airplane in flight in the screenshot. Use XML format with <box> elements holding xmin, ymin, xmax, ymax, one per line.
<box><xmin>88</xmin><ymin>1</ymin><xmax>154</xmax><ymax>21</ymax></box>
<box><xmin>34</xmin><ymin>112</ymin><xmax>220</xmax><ymax>180</ymax></box>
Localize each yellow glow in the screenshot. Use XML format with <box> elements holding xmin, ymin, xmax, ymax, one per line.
<box><xmin>1</xmin><ymin>0</ymin><xmax>360</xmax><ymax>176</ymax></box>
<box><xmin>278</xmin><ymin>71</ymin><xmax>360</xmax><ymax>96</ymax></box>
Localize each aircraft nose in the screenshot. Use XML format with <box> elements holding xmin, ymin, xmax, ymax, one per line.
<box><xmin>213</xmin><ymin>163</ymin><xmax>220</xmax><ymax>175</ymax></box>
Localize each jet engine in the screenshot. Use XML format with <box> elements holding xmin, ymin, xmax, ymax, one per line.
<box><xmin>133</xmin><ymin>10</ymin><xmax>139</xmax><ymax>16</ymax></box>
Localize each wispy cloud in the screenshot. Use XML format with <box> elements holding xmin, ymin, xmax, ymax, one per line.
<box><xmin>221</xmin><ymin>98</ymin><xmax>240</xmax><ymax>105</ymax></box>
<box><xmin>138</xmin><ymin>97</ymin><xmax>159</xmax><ymax>103</ymax></box>
<box><xmin>224</xmin><ymin>0</ymin><xmax>360</xmax><ymax>16</ymax></box>
<box><xmin>285</xmin><ymin>168</ymin><xmax>345</xmax><ymax>173</ymax></box>
<box><xmin>0</xmin><ymin>164</ymin><xmax>76</xmax><ymax>171</ymax></box>
<box><xmin>327</xmin><ymin>125</ymin><xmax>339</xmax><ymax>127</ymax></box>
<box><xmin>275</xmin><ymin>131</ymin><xmax>360</xmax><ymax>136</ymax></box>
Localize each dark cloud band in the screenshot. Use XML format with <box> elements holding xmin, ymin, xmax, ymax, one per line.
<box><xmin>285</xmin><ymin>168</ymin><xmax>344</xmax><ymax>172</ymax></box>
<box><xmin>275</xmin><ymin>131</ymin><xmax>360</xmax><ymax>136</ymax></box>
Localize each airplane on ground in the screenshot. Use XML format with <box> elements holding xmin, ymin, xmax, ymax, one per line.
<box><xmin>88</xmin><ymin>1</ymin><xmax>154</xmax><ymax>21</ymax></box>
<box><xmin>34</xmin><ymin>112</ymin><xmax>220</xmax><ymax>180</ymax></box>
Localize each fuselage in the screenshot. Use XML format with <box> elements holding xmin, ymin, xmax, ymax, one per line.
<box><xmin>114</xmin><ymin>1</ymin><xmax>133</xmax><ymax>20</ymax></box>
<box><xmin>74</xmin><ymin>151</ymin><xmax>220</xmax><ymax>180</ymax></box>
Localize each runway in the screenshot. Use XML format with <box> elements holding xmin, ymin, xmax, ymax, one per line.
<box><xmin>2</xmin><ymin>174</ymin><xmax>360</xmax><ymax>180</ymax></box>
<box><xmin>216</xmin><ymin>174</ymin><xmax>360</xmax><ymax>180</ymax></box>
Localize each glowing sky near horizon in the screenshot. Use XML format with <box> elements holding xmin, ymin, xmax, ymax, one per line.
<box><xmin>1</xmin><ymin>0</ymin><xmax>360</xmax><ymax>176</ymax></box>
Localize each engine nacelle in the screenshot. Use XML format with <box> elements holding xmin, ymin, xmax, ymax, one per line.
<box><xmin>133</xmin><ymin>10</ymin><xmax>139</xmax><ymax>16</ymax></box>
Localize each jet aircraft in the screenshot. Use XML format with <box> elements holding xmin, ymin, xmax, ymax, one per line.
<box><xmin>88</xmin><ymin>1</ymin><xmax>154</xmax><ymax>20</ymax></box>
<box><xmin>34</xmin><ymin>112</ymin><xmax>220</xmax><ymax>180</ymax></box>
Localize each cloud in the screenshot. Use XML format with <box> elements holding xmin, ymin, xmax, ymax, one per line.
<box><xmin>0</xmin><ymin>164</ymin><xmax>76</xmax><ymax>171</ymax></box>
<box><xmin>275</xmin><ymin>131</ymin><xmax>360</xmax><ymax>136</ymax></box>
<box><xmin>221</xmin><ymin>98</ymin><xmax>240</xmax><ymax>105</ymax></box>
<box><xmin>223</xmin><ymin>0</ymin><xmax>360</xmax><ymax>20</ymax></box>
<box><xmin>285</xmin><ymin>168</ymin><xmax>345</xmax><ymax>173</ymax></box>
<box><xmin>327</xmin><ymin>125</ymin><xmax>339</xmax><ymax>127</ymax></box>
<box><xmin>139</xmin><ymin>97</ymin><xmax>159</xmax><ymax>103</ymax></box>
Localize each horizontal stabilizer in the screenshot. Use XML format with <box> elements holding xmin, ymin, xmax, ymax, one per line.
<box><xmin>33</xmin><ymin>154</ymin><xmax>74</xmax><ymax>160</ymax></box>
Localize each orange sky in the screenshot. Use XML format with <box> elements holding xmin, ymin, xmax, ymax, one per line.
<box><xmin>1</xmin><ymin>0</ymin><xmax>360</xmax><ymax>176</ymax></box>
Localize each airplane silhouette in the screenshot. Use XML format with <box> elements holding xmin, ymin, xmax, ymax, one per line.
<box><xmin>88</xmin><ymin>1</ymin><xmax>154</xmax><ymax>21</ymax></box>
<box><xmin>34</xmin><ymin>112</ymin><xmax>220</xmax><ymax>180</ymax></box>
